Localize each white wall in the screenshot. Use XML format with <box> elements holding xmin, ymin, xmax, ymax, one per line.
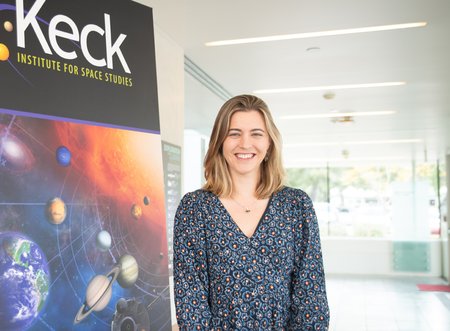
<box><xmin>152</xmin><ymin>27</ymin><xmax>184</xmax><ymax>329</ymax></box>
<box><xmin>322</xmin><ymin>238</ymin><xmax>442</xmax><ymax>277</ymax></box>
<box><xmin>183</xmin><ymin>130</ymin><xmax>208</xmax><ymax>194</ymax></box>
<box><xmin>155</xmin><ymin>27</ymin><xmax>184</xmax><ymax>146</ymax></box>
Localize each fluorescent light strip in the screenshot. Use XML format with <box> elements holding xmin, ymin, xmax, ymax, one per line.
<box><xmin>254</xmin><ymin>81</ymin><xmax>405</xmax><ymax>94</ymax></box>
<box><xmin>285</xmin><ymin>156</ymin><xmax>409</xmax><ymax>166</ymax></box>
<box><xmin>285</xmin><ymin>139</ymin><xmax>422</xmax><ymax>147</ymax></box>
<box><xmin>280</xmin><ymin>110</ymin><xmax>395</xmax><ymax>120</ymax></box>
<box><xmin>205</xmin><ymin>22</ymin><xmax>427</xmax><ymax>47</ymax></box>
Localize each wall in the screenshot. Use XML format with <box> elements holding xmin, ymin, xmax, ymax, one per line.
<box><xmin>322</xmin><ymin>238</ymin><xmax>442</xmax><ymax>277</ymax></box>
<box><xmin>152</xmin><ymin>29</ymin><xmax>184</xmax><ymax>330</ymax></box>
<box><xmin>156</xmin><ymin>28</ymin><xmax>184</xmax><ymax>146</ymax></box>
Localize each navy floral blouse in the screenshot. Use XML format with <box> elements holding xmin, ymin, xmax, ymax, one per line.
<box><xmin>173</xmin><ymin>187</ymin><xmax>329</xmax><ymax>330</ymax></box>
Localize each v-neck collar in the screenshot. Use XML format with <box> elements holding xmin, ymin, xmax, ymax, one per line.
<box><xmin>212</xmin><ymin>192</ymin><xmax>274</xmax><ymax>240</ymax></box>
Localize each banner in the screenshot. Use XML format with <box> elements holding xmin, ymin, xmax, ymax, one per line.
<box><xmin>0</xmin><ymin>0</ymin><xmax>171</xmax><ymax>330</ymax></box>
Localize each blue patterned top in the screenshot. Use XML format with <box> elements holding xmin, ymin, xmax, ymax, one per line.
<box><xmin>174</xmin><ymin>187</ymin><xmax>329</xmax><ymax>330</ymax></box>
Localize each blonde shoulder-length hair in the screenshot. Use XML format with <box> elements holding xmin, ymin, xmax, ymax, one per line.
<box><xmin>203</xmin><ymin>94</ymin><xmax>285</xmax><ymax>199</ymax></box>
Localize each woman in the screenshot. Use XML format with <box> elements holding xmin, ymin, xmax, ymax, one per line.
<box><xmin>174</xmin><ymin>95</ymin><xmax>329</xmax><ymax>330</ymax></box>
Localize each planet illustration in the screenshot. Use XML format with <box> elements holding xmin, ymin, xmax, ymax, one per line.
<box><xmin>143</xmin><ymin>196</ymin><xmax>150</xmax><ymax>205</ymax></box>
<box><xmin>130</xmin><ymin>204</ymin><xmax>142</xmax><ymax>220</ymax></box>
<box><xmin>117</xmin><ymin>254</ymin><xmax>139</xmax><ymax>288</ymax></box>
<box><xmin>56</xmin><ymin>145</ymin><xmax>71</xmax><ymax>167</ymax></box>
<box><xmin>74</xmin><ymin>265</ymin><xmax>120</xmax><ymax>324</ymax></box>
<box><xmin>45</xmin><ymin>197</ymin><xmax>67</xmax><ymax>224</ymax></box>
<box><xmin>0</xmin><ymin>232</ymin><xmax>50</xmax><ymax>330</ymax></box>
<box><xmin>96</xmin><ymin>230</ymin><xmax>112</xmax><ymax>251</ymax></box>
<box><xmin>86</xmin><ymin>275</ymin><xmax>113</xmax><ymax>311</ymax></box>
<box><xmin>4</xmin><ymin>21</ymin><xmax>13</xmax><ymax>32</ymax></box>
<box><xmin>0</xmin><ymin>43</ymin><xmax>9</xmax><ymax>61</ymax></box>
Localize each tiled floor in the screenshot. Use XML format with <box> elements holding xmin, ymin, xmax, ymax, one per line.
<box><xmin>326</xmin><ymin>275</ymin><xmax>450</xmax><ymax>331</ymax></box>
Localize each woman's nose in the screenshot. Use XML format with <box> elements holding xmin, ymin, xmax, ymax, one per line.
<box><xmin>239</xmin><ymin>134</ymin><xmax>251</xmax><ymax>148</ymax></box>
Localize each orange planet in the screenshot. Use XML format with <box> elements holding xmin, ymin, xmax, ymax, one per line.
<box><xmin>0</xmin><ymin>43</ymin><xmax>9</xmax><ymax>61</ymax></box>
<box><xmin>131</xmin><ymin>204</ymin><xmax>142</xmax><ymax>220</ymax></box>
<box><xmin>45</xmin><ymin>197</ymin><xmax>67</xmax><ymax>225</ymax></box>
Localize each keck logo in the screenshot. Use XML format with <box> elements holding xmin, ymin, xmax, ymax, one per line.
<box><xmin>1</xmin><ymin>0</ymin><xmax>133</xmax><ymax>87</ymax></box>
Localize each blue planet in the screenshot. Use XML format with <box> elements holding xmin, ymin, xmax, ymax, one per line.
<box><xmin>56</xmin><ymin>146</ymin><xmax>71</xmax><ymax>166</ymax></box>
<box><xmin>0</xmin><ymin>232</ymin><xmax>51</xmax><ymax>331</ymax></box>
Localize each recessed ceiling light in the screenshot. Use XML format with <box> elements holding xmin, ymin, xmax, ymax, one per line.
<box><xmin>279</xmin><ymin>110</ymin><xmax>396</xmax><ymax>120</ymax></box>
<box><xmin>254</xmin><ymin>81</ymin><xmax>405</xmax><ymax>94</ymax></box>
<box><xmin>205</xmin><ymin>22</ymin><xmax>427</xmax><ymax>47</ymax></box>
<box><xmin>285</xmin><ymin>139</ymin><xmax>422</xmax><ymax>147</ymax></box>
<box><xmin>306</xmin><ymin>46</ymin><xmax>321</xmax><ymax>52</ymax></box>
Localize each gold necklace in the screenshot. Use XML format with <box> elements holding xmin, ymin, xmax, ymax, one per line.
<box><xmin>231</xmin><ymin>197</ymin><xmax>258</xmax><ymax>213</ymax></box>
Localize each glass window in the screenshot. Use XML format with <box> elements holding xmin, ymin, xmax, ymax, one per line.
<box><xmin>286</xmin><ymin>161</ymin><xmax>443</xmax><ymax>239</ymax></box>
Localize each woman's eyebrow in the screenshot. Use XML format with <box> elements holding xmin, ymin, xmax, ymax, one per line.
<box><xmin>228</xmin><ymin>128</ymin><xmax>265</xmax><ymax>132</ymax></box>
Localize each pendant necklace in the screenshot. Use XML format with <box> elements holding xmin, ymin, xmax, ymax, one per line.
<box><xmin>231</xmin><ymin>197</ymin><xmax>258</xmax><ymax>213</ymax></box>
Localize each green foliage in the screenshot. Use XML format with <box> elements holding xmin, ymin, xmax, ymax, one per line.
<box><xmin>285</xmin><ymin>168</ymin><xmax>328</xmax><ymax>201</ymax></box>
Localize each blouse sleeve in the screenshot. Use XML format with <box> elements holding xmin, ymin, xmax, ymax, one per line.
<box><xmin>173</xmin><ymin>192</ymin><xmax>212</xmax><ymax>330</ymax></box>
<box><xmin>289</xmin><ymin>191</ymin><xmax>330</xmax><ymax>330</ymax></box>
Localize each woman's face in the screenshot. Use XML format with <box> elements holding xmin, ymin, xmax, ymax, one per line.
<box><xmin>222</xmin><ymin>110</ymin><xmax>270</xmax><ymax>178</ymax></box>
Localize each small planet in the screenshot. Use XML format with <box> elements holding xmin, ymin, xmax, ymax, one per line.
<box><xmin>117</xmin><ymin>254</ymin><xmax>138</xmax><ymax>288</ymax></box>
<box><xmin>45</xmin><ymin>197</ymin><xmax>67</xmax><ymax>224</ymax></box>
<box><xmin>4</xmin><ymin>21</ymin><xmax>13</xmax><ymax>32</ymax></box>
<box><xmin>130</xmin><ymin>204</ymin><xmax>142</xmax><ymax>220</ymax></box>
<box><xmin>74</xmin><ymin>265</ymin><xmax>120</xmax><ymax>324</ymax></box>
<box><xmin>143</xmin><ymin>196</ymin><xmax>150</xmax><ymax>206</ymax></box>
<box><xmin>96</xmin><ymin>230</ymin><xmax>112</xmax><ymax>251</ymax></box>
<box><xmin>56</xmin><ymin>146</ymin><xmax>71</xmax><ymax>167</ymax></box>
<box><xmin>0</xmin><ymin>43</ymin><xmax>9</xmax><ymax>61</ymax></box>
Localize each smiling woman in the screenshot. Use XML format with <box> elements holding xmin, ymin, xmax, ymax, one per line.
<box><xmin>173</xmin><ymin>95</ymin><xmax>330</xmax><ymax>330</ymax></box>
<box><xmin>221</xmin><ymin>110</ymin><xmax>270</xmax><ymax>179</ymax></box>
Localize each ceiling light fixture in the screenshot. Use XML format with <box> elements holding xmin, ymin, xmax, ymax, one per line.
<box><xmin>205</xmin><ymin>22</ymin><xmax>427</xmax><ymax>46</ymax></box>
<box><xmin>254</xmin><ymin>81</ymin><xmax>405</xmax><ymax>94</ymax></box>
<box><xmin>284</xmin><ymin>156</ymin><xmax>410</xmax><ymax>166</ymax></box>
<box><xmin>280</xmin><ymin>110</ymin><xmax>395</xmax><ymax>120</ymax></box>
<box><xmin>285</xmin><ymin>139</ymin><xmax>422</xmax><ymax>147</ymax></box>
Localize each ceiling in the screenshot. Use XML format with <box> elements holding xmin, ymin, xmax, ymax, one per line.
<box><xmin>139</xmin><ymin>0</ymin><xmax>450</xmax><ymax>167</ymax></box>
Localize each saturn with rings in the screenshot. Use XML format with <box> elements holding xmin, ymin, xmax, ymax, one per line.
<box><xmin>74</xmin><ymin>254</ymin><xmax>139</xmax><ymax>324</ymax></box>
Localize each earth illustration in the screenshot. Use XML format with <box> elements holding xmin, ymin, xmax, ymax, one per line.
<box><xmin>0</xmin><ymin>232</ymin><xmax>50</xmax><ymax>331</ymax></box>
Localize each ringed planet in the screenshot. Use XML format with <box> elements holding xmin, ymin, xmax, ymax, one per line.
<box><xmin>74</xmin><ymin>265</ymin><xmax>121</xmax><ymax>324</ymax></box>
